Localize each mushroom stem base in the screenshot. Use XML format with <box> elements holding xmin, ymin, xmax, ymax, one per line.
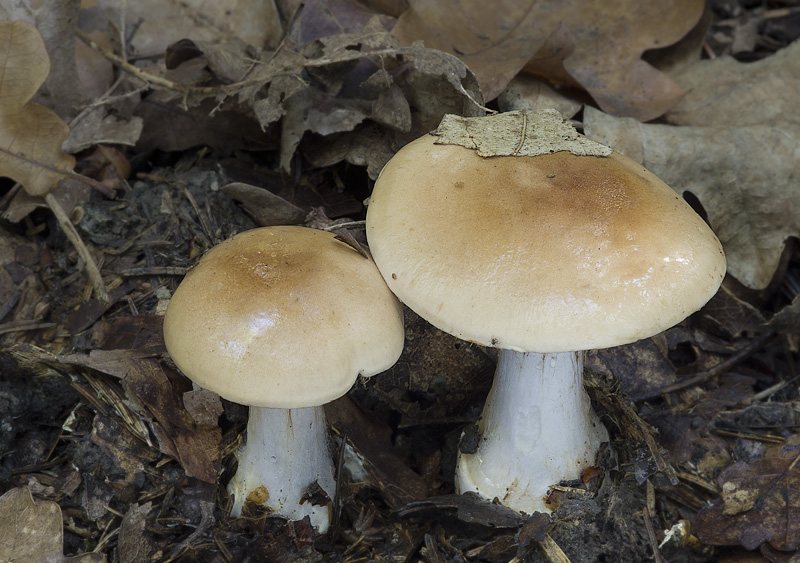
<box><xmin>228</xmin><ymin>406</ymin><xmax>335</xmax><ymax>532</ymax></box>
<box><xmin>456</xmin><ymin>350</ymin><xmax>608</xmax><ymax>514</ymax></box>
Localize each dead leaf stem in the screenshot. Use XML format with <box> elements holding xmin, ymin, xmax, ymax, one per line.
<box><xmin>44</xmin><ymin>192</ymin><xmax>109</xmax><ymax>303</ymax></box>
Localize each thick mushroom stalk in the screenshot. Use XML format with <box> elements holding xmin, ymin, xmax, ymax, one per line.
<box><xmin>456</xmin><ymin>350</ymin><xmax>608</xmax><ymax>514</ymax></box>
<box><xmin>229</xmin><ymin>406</ymin><xmax>335</xmax><ymax>532</ymax></box>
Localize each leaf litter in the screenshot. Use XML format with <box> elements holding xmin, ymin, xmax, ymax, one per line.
<box><xmin>0</xmin><ymin>0</ymin><xmax>799</xmax><ymax>561</ymax></box>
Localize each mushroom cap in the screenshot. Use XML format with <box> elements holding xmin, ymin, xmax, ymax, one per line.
<box><xmin>163</xmin><ymin>226</ymin><xmax>404</xmax><ymax>408</ymax></box>
<box><xmin>366</xmin><ymin>133</ymin><xmax>726</xmax><ymax>353</ymax></box>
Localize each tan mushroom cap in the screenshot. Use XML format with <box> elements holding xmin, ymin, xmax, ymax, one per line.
<box><xmin>366</xmin><ymin>134</ymin><xmax>726</xmax><ymax>353</ymax></box>
<box><xmin>163</xmin><ymin>226</ymin><xmax>404</xmax><ymax>408</ymax></box>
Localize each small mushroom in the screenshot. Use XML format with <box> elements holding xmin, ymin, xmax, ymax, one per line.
<box><xmin>163</xmin><ymin>226</ymin><xmax>404</xmax><ymax>531</ymax></box>
<box><xmin>365</xmin><ymin>111</ymin><xmax>726</xmax><ymax>514</ymax></box>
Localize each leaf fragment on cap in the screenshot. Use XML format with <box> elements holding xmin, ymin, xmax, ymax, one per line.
<box><xmin>432</xmin><ymin>110</ymin><xmax>612</xmax><ymax>158</ymax></box>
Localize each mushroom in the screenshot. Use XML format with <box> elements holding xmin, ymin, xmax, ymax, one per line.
<box><xmin>365</xmin><ymin>111</ymin><xmax>725</xmax><ymax>514</ymax></box>
<box><xmin>163</xmin><ymin>226</ymin><xmax>404</xmax><ymax>531</ymax></box>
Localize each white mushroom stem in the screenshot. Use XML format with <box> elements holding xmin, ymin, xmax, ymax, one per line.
<box><xmin>456</xmin><ymin>350</ymin><xmax>608</xmax><ymax>514</ymax></box>
<box><xmin>228</xmin><ymin>406</ymin><xmax>335</xmax><ymax>532</ymax></box>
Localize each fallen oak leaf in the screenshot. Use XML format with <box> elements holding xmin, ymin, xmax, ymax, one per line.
<box><xmin>666</xmin><ymin>41</ymin><xmax>800</xmax><ymax>127</ymax></box>
<box><xmin>392</xmin><ymin>0</ymin><xmax>548</xmax><ymax>102</ymax></box>
<box><xmin>0</xmin><ymin>487</ymin><xmax>106</xmax><ymax>562</ymax></box>
<box><xmin>0</xmin><ymin>20</ymin><xmax>108</xmax><ymax>302</ymax></box>
<box><xmin>0</xmin><ymin>19</ymin><xmax>75</xmax><ymax>196</ymax></box>
<box><xmin>393</xmin><ymin>0</ymin><xmax>704</xmax><ymax>120</ymax></box>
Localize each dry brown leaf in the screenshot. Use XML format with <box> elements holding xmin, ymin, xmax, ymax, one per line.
<box><xmin>289</xmin><ymin>0</ymin><xmax>396</xmax><ymax>44</ymax></box>
<box><xmin>68</xmin><ymin>10</ymin><xmax>143</xmax><ymax>152</ymax></box>
<box><xmin>65</xmin><ymin>111</ymin><xmax>144</xmax><ymax>154</ymax></box>
<box><xmin>165</xmin><ymin>37</ymin><xmax>255</xmax><ymax>83</ymax></box>
<box><xmin>496</xmin><ymin>75</ymin><xmax>582</xmax><ymax>118</ymax></box>
<box><xmin>0</xmin><ymin>487</ymin><xmax>106</xmax><ymax>562</ymax></box>
<box><xmin>666</xmin><ymin>41</ymin><xmax>800</xmax><ymax>127</ymax></box>
<box><xmin>0</xmin><ymin>20</ymin><xmax>108</xmax><ymax>298</ymax></box>
<box><xmin>393</xmin><ymin>0</ymin><xmax>704</xmax><ymax>119</ymax></box>
<box><xmin>74</xmin><ymin>27</ymin><xmax>115</xmax><ymax>100</ymax></box>
<box><xmin>0</xmin><ymin>0</ymin><xmax>86</xmax><ymax>119</ymax></box>
<box><xmin>89</xmin><ymin>1</ymin><xmax>479</xmax><ymax>174</ymax></box>
<box><xmin>120</xmin><ymin>0</ymin><xmax>284</xmax><ymax>58</ymax></box>
<box><xmin>769</xmin><ymin>295</ymin><xmax>800</xmax><ymax>334</ymax></box>
<box><xmin>135</xmin><ymin>96</ymin><xmax>277</xmax><ymax>155</ymax></box>
<box><xmin>701</xmin><ymin>284</ymin><xmax>768</xmax><ymax>340</ymax></box>
<box><xmin>221</xmin><ymin>182</ymin><xmax>306</xmax><ymax>226</ymax></box>
<box><xmin>90</xmin><ymin>413</ymin><xmax>157</xmax><ymax>490</ymax></box>
<box><xmin>694</xmin><ymin>435</ymin><xmax>800</xmax><ymax>551</ymax></box>
<box><xmin>123</xmin><ymin>358</ymin><xmax>222</xmax><ymax>484</ymax></box>
<box><xmin>548</xmin><ymin>0</ymin><xmax>704</xmax><ymax>120</ymax></box>
<box><xmin>0</xmin><ymin>20</ymin><xmax>75</xmax><ymax>196</ymax></box>
<box><xmin>117</xmin><ymin>502</ymin><xmax>153</xmax><ymax>563</ymax></box>
<box><xmin>584</xmin><ymin>106</ymin><xmax>799</xmax><ymax>290</ymax></box>
<box><xmin>275</xmin><ymin>13</ymin><xmax>481</xmax><ymax>173</ymax></box>
<box><xmin>392</xmin><ymin>0</ymin><xmax>545</xmax><ymax>102</ymax></box>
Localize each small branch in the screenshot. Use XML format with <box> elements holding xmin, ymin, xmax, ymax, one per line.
<box><xmin>322</xmin><ymin>220</ymin><xmax>366</xmax><ymax>231</ymax></box>
<box><xmin>658</xmin><ymin>330</ymin><xmax>775</xmax><ymax>395</ymax></box>
<box><xmin>539</xmin><ymin>534</ymin><xmax>572</xmax><ymax>563</ymax></box>
<box><xmin>75</xmin><ymin>28</ymin><xmax>489</xmax><ymax>114</ymax></box>
<box><xmin>0</xmin><ymin>320</ymin><xmax>56</xmax><ymax>335</ymax></box>
<box><xmin>118</xmin><ymin>266</ymin><xmax>187</xmax><ymax>277</ymax></box>
<box><xmin>44</xmin><ymin>193</ymin><xmax>109</xmax><ymax>303</ymax></box>
<box><xmin>75</xmin><ymin>28</ymin><xmax>275</xmax><ymax>97</ymax></box>
<box><xmin>643</xmin><ymin>481</ymin><xmax>666</xmax><ymax>563</ymax></box>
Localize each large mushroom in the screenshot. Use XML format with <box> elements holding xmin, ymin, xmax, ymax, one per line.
<box><xmin>365</xmin><ymin>110</ymin><xmax>725</xmax><ymax>514</ymax></box>
<box><xmin>163</xmin><ymin>226</ymin><xmax>404</xmax><ymax>531</ymax></box>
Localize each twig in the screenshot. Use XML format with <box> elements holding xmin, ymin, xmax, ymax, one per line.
<box><xmin>658</xmin><ymin>330</ymin><xmax>775</xmax><ymax>395</ymax></box>
<box><xmin>182</xmin><ymin>187</ymin><xmax>216</xmax><ymax>245</ymax></box>
<box><xmin>323</xmin><ymin>220</ymin><xmax>366</xmax><ymax>231</ymax></box>
<box><xmin>75</xmin><ymin>28</ymin><xmax>489</xmax><ymax>114</ymax></box>
<box><xmin>750</xmin><ymin>379</ymin><xmax>789</xmax><ymax>402</ymax></box>
<box><xmin>0</xmin><ymin>320</ymin><xmax>56</xmax><ymax>335</ymax></box>
<box><xmin>643</xmin><ymin>481</ymin><xmax>665</xmax><ymax>563</ymax></box>
<box><xmin>118</xmin><ymin>266</ymin><xmax>187</xmax><ymax>277</ymax></box>
<box><xmin>44</xmin><ymin>192</ymin><xmax>109</xmax><ymax>303</ymax></box>
<box><xmin>539</xmin><ymin>534</ymin><xmax>572</xmax><ymax>563</ymax></box>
